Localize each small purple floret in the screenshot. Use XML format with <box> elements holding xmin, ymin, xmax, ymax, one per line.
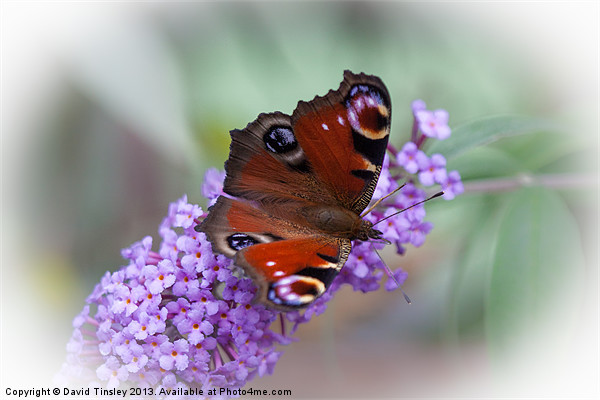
<box><xmin>415</xmin><ymin>109</ymin><xmax>451</xmax><ymax>140</ymax></box>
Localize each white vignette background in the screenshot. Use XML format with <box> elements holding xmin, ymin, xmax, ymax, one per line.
<box><xmin>1</xmin><ymin>1</ymin><xmax>599</xmax><ymax>399</ymax></box>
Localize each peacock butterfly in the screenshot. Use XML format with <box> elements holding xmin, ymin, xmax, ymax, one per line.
<box><xmin>197</xmin><ymin>70</ymin><xmax>392</xmax><ymax>311</ymax></box>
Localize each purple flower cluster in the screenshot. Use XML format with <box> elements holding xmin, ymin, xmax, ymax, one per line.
<box><xmin>57</xmin><ymin>195</ymin><xmax>287</xmax><ymax>393</ymax></box>
<box><xmin>57</xmin><ymin>99</ymin><xmax>462</xmax><ymax>393</ymax></box>
<box><xmin>404</xmin><ymin>99</ymin><xmax>464</xmax><ymax>200</ymax></box>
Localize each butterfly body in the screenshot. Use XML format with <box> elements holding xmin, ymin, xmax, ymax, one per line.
<box><xmin>198</xmin><ymin>71</ymin><xmax>391</xmax><ymax>310</ymax></box>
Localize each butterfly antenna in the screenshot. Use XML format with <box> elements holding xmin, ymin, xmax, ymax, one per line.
<box><xmin>360</xmin><ymin>183</ymin><xmax>406</xmax><ymax>217</ymax></box>
<box><xmin>372</xmin><ymin>245</ymin><xmax>411</xmax><ymax>304</ymax></box>
<box><xmin>373</xmin><ymin>191</ymin><xmax>444</xmax><ymax>227</ymax></box>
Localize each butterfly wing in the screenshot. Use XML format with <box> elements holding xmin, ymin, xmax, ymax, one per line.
<box><xmin>200</xmin><ymin>197</ymin><xmax>351</xmax><ymax>310</ymax></box>
<box><xmin>238</xmin><ymin>238</ymin><xmax>350</xmax><ymax>309</ymax></box>
<box><xmin>223</xmin><ymin>70</ymin><xmax>391</xmax><ymax>215</ymax></box>
<box><xmin>222</xmin><ymin>111</ymin><xmax>337</xmax><ymax>226</ymax></box>
<box><xmin>292</xmin><ymin>70</ymin><xmax>391</xmax><ymax>213</ymax></box>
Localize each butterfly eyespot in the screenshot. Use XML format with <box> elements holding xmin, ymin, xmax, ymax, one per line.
<box><xmin>264</xmin><ymin>126</ymin><xmax>297</xmax><ymax>154</ymax></box>
<box><xmin>227</xmin><ymin>233</ymin><xmax>259</xmax><ymax>251</ymax></box>
<box><xmin>345</xmin><ymin>84</ymin><xmax>390</xmax><ymax>142</ymax></box>
<box><xmin>267</xmin><ymin>275</ymin><xmax>325</xmax><ymax>307</ymax></box>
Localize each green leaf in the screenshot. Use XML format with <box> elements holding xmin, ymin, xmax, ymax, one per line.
<box><xmin>485</xmin><ymin>187</ymin><xmax>585</xmax><ymax>358</ymax></box>
<box><xmin>446</xmin><ymin>146</ymin><xmax>524</xmax><ymax>181</ymax></box>
<box><xmin>427</xmin><ymin>115</ymin><xmax>561</xmax><ymax>160</ymax></box>
<box><xmin>441</xmin><ymin>195</ymin><xmax>503</xmax><ymax>344</ymax></box>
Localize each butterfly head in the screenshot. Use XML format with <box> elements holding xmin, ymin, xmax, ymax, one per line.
<box><xmin>355</xmin><ymin>218</ymin><xmax>384</xmax><ymax>242</ymax></box>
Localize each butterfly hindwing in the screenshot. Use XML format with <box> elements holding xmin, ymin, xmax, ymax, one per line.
<box><xmin>237</xmin><ymin>237</ymin><xmax>350</xmax><ymax>309</ymax></box>
<box><xmin>199</xmin><ymin>196</ymin><xmax>350</xmax><ymax>310</ymax></box>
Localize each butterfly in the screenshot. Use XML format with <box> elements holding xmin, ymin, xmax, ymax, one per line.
<box><xmin>197</xmin><ymin>70</ymin><xmax>391</xmax><ymax>311</ymax></box>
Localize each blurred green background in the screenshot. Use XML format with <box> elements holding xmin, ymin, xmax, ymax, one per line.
<box><xmin>2</xmin><ymin>1</ymin><xmax>597</xmax><ymax>398</ymax></box>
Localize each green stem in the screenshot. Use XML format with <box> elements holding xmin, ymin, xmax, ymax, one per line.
<box><xmin>463</xmin><ymin>173</ymin><xmax>597</xmax><ymax>193</ymax></box>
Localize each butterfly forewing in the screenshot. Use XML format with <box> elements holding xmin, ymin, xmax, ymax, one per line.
<box><xmin>292</xmin><ymin>71</ymin><xmax>391</xmax><ymax>213</ymax></box>
<box><xmin>223</xmin><ymin>112</ymin><xmax>337</xmax><ymax>210</ymax></box>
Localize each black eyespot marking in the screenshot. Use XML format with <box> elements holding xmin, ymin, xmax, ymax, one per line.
<box><xmin>264</xmin><ymin>126</ymin><xmax>297</xmax><ymax>154</ymax></box>
<box><xmin>227</xmin><ymin>233</ymin><xmax>259</xmax><ymax>251</ymax></box>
